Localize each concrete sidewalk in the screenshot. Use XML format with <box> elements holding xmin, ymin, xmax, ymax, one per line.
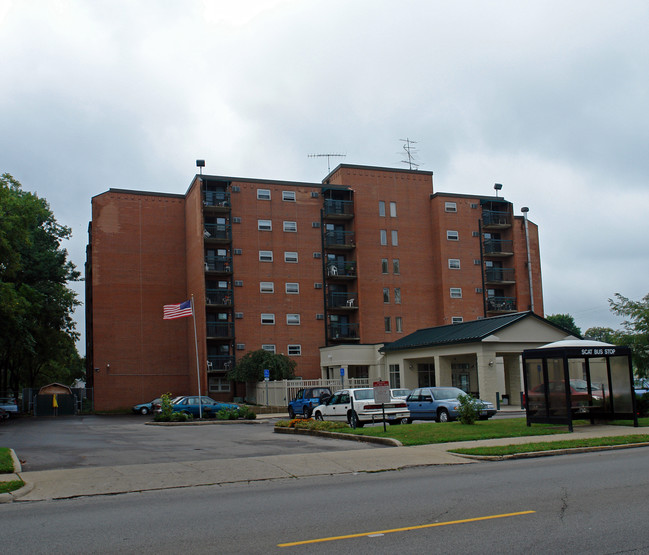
<box><xmin>7</xmin><ymin>422</ymin><xmax>649</xmax><ymax>502</ymax></box>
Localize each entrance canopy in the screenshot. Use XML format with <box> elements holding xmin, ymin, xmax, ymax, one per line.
<box><xmin>522</xmin><ymin>340</ymin><xmax>637</xmax><ymax>431</ymax></box>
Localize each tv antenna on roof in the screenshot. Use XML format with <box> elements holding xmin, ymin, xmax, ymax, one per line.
<box><xmin>400</xmin><ymin>138</ymin><xmax>420</xmax><ymax>170</ymax></box>
<box><xmin>308</xmin><ymin>153</ymin><xmax>346</xmax><ymax>173</ymax></box>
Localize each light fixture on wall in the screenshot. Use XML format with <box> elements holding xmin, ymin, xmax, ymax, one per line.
<box><xmin>488</xmin><ymin>360</ymin><xmax>494</xmax><ymax>367</ymax></box>
<box><xmin>409</xmin><ymin>363</ymin><xmax>413</xmax><ymax>369</ymax></box>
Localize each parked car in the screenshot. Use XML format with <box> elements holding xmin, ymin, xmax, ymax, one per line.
<box><xmin>132</xmin><ymin>398</ymin><xmax>162</xmax><ymax>415</ymax></box>
<box><xmin>288</xmin><ymin>387</ymin><xmax>332</xmax><ymax>418</ymax></box>
<box><xmin>171</xmin><ymin>396</ymin><xmax>238</xmax><ymax>417</ymax></box>
<box><xmin>312</xmin><ymin>388</ymin><xmax>410</xmax><ymax>428</ymax></box>
<box><xmin>525</xmin><ymin>380</ymin><xmax>604</xmax><ymax>415</ymax></box>
<box><xmin>406</xmin><ymin>387</ymin><xmax>496</xmax><ymax>422</ymax></box>
<box><xmin>0</xmin><ymin>397</ymin><xmax>19</xmax><ymax>416</ymax></box>
<box><xmin>390</xmin><ymin>388</ymin><xmax>411</xmax><ymax>399</ymax></box>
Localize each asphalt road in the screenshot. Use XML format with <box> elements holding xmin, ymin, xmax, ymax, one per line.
<box><xmin>3</xmin><ymin>447</ymin><xmax>649</xmax><ymax>553</ymax></box>
<box><xmin>0</xmin><ymin>415</ymin><xmax>381</xmax><ymax>471</ymax></box>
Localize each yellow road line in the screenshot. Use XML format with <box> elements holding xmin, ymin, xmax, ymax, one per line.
<box><xmin>278</xmin><ymin>510</ymin><xmax>536</xmax><ymax>547</ymax></box>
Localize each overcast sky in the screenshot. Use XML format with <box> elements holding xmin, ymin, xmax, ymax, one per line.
<box><xmin>2</xmin><ymin>0</ymin><xmax>648</xmax><ymax>353</ymax></box>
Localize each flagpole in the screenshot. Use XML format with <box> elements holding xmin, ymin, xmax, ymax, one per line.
<box><xmin>191</xmin><ymin>294</ymin><xmax>203</xmax><ymax>419</ymax></box>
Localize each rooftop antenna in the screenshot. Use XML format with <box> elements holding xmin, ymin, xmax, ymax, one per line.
<box><xmin>400</xmin><ymin>138</ymin><xmax>420</xmax><ymax>170</ymax></box>
<box><xmin>308</xmin><ymin>153</ymin><xmax>346</xmax><ymax>173</ymax></box>
<box><xmin>494</xmin><ymin>183</ymin><xmax>502</xmax><ymax>198</ymax></box>
<box><xmin>196</xmin><ymin>159</ymin><xmax>205</xmax><ymax>175</ymax></box>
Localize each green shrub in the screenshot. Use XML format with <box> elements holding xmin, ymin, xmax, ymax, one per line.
<box><xmin>457</xmin><ymin>393</ymin><xmax>480</xmax><ymax>425</ymax></box>
<box><xmin>275</xmin><ymin>419</ymin><xmax>347</xmax><ymax>432</ymax></box>
<box><xmin>215</xmin><ymin>406</ymin><xmax>257</xmax><ymax>420</ymax></box>
<box><xmin>636</xmin><ymin>393</ymin><xmax>649</xmax><ymax>417</ymax></box>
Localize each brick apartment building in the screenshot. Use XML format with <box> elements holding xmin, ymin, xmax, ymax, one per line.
<box><xmin>86</xmin><ymin>164</ymin><xmax>543</xmax><ymax>410</ymax></box>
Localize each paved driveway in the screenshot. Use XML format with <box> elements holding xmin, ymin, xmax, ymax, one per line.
<box><xmin>0</xmin><ymin>415</ymin><xmax>381</xmax><ymax>471</ymax></box>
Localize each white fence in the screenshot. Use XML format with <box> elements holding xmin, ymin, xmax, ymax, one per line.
<box><xmin>247</xmin><ymin>378</ymin><xmax>370</xmax><ymax>407</ymax></box>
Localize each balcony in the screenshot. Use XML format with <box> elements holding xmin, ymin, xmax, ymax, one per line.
<box><xmin>206</xmin><ymin>322</ymin><xmax>234</xmax><ymax>339</ymax></box>
<box><xmin>324</xmin><ymin>230</ymin><xmax>355</xmax><ymax>250</ymax></box>
<box><xmin>206</xmin><ymin>289</ymin><xmax>233</xmax><ymax>306</ymax></box>
<box><xmin>328</xmin><ymin>323</ymin><xmax>360</xmax><ymax>341</ymax></box>
<box><xmin>482</xmin><ymin>210</ymin><xmax>511</xmax><ymax>229</ymax></box>
<box><xmin>327</xmin><ymin>292</ymin><xmax>358</xmax><ymax>310</ymax></box>
<box><xmin>485</xmin><ymin>267</ymin><xmax>515</xmax><ymax>284</ymax></box>
<box><xmin>486</xmin><ymin>296</ymin><xmax>517</xmax><ymax>313</ymax></box>
<box><xmin>483</xmin><ymin>239</ymin><xmax>513</xmax><ymax>257</ymax></box>
<box><xmin>323</xmin><ymin>199</ymin><xmax>354</xmax><ymax>219</ymax></box>
<box><xmin>205</xmin><ymin>256</ymin><xmax>232</xmax><ymax>274</ymax></box>
<box><xmin>207</xmin><ymin>355</ymin><xmax>234</xmax><ymax>373</ymax></box>
<box><xmin>325</xmin><ymin>260</ymin><xmax>357</xmax><ymax>280</ymax></box>
<box><xmin>203</xmin><ymin>191</ymin><xmax>231</xmax><ymax>212</ymax></box>
<box><xmin>204</xmin><ymin>223</ymin><xmax>232</xmax><ymax>243</ymax></box>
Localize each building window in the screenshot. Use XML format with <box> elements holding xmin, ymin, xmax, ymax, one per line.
<box><xmin>257</xmin><ymin>189</ymin><xmax>271</xmax><ymax>200</ymax></box>
<box><xmin>282</xmin><ymin>191</ymin><xmax>296</xmax><ymax>201</ymax></box>
<box><xmin>283</xmin><ymin>221</ymin><xmax>297</xmax><ymax>232</ymax></box>
<box><xmin>313</xmin><ymin>252</ymin><xmax>322</xmax><ymax>258</ymax></box>
<box><xmin>284</xmin><ymin>251</ymin><xmax>298</xmax><ymax>263</ymax></box>
<box><xmin>384</xmin><ymin>317</ymin><xmax>391</xmax><ymax>332</ymax></box>
<box><xmin>448</xmin><ymin>259</ymin><xmax>461</xmax><ymax>269</ymax></box>
<box><xmin>391</xmin><ymin>230</ymin><xmax>398</xmax><ymax>246</ymax></box>
<box><xmin>261</xmin><ymin>344</ymin><xmax>276</xmax><ymax>353</ymax></box>
<box><xmin>383</xmin><ymin>288</ymin><xmax>390</xmax><ymax>303</ymax></box>
<box><xmin>380</xmin><ymin>229</ymin><xmax>387</xmax><ymax>245</ymax></box>
<box><xmin>379</xmin><ymin>200</ymin><xmax>386</xmax><ymax>217</ymax></box>
<box><xmin>396</xmin><ymin>316</ymin><xmax>403</xmax><ymax>333</ymax></box>
<box><xmin>389</xmin><ymin>364</ymin><xmax>401</xmax><ymax>388</ymax></box>
<box><xmin>450</xmin><ymin>288</ymin><xmax>463</xmax><ymax>298</ymax></box>
<box><xmin>288</xmin><ymin>344</ymin><xmax>301</xmax><ymax>356</ymax></box>
<box><xmin>452</xmin><ymin>317</ymin><xmax>464</xmax><ymax>324</ymax></box>
<box><xmin>259</xmin><ymin>250</ymin><xmax>273</xmax><ymax>262</ymax></box>
<box><xmin>258</xmin><ymin>219</ymin><xmax>272</xmax><ymax>231</ymax></box>
<box><xmin>447</xmin><ymin>230</ymin><xmax>459</xmax><ymax>241</ymax></box>
<box><xmin>261</xmin><ymin>313</ymin><xmax>275</xmax><ymax>325</ymax></box>
<box><xmin>287</xmin><ymin>313</ymin><xmax>300</xmax><ymax>325</ymax></box>
<box><xmin>208</xmin><ymin>376</ymin><xmax>231</xmax><ymax>393</ymax></box>
<box><xmin>260</xmin><ymin>282</ymin><xmax>274</xmax><ymax>293</ymax></box>
<box><xmin>390</xmin><ymin>201</ymin><xmax>397</xmax><ymax>218</ymax></box>
<box><xmin>393</xmin><ymin>259</ymin><xmax>400</xmax><ymax>274</ymax></box>
<box><xmin>381</xmin><ymin>258</ymin><xmax>389</xmax><ymax>273</ymax></box>
<box><xmin>445</xmin><ymin>201</ymin><xmax>457</xmax><ymax>212</ymax></box>
<box><xmin>394</xmin><ymin>288</ymin><xmax>401</xmax><ymax>304</ymax></box>
<box><xmin>285</xmin><ymin>282</ymin><xmax>299</xmax><ymax>294</ymax></box>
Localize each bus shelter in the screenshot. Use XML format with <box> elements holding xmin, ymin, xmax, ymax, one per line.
<box><xmin>522</xmin><ymin>340</ymin><xmax>637</xmax><ymax>431</ymax></box>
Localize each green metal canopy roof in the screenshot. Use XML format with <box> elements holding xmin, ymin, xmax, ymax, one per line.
<box><xmin>380</xmin><ymin>312</ymin><xmax>542</xmax><ymax>352</ymax></box>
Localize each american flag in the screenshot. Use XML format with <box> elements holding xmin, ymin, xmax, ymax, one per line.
<box><xmin>163</xmin><ymin>300</ymin><xmax>192</xmax><ymax>320</ymax></box>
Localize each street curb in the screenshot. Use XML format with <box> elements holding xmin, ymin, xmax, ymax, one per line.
<box><xmin>273</xmin><ymin>426</ymin><xmax>403</xmax><ymax>447</ymax></box>
<box><xmin>451</xmin><ymin>441</ymin><xmax>649</xmax><ymax>461</ymax></box>
<box><xmin>145</xmin><ymin>419</ymin><xmax>263</xmax><ymax>426</ymax></box>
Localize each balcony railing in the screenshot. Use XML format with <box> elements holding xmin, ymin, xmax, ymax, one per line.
<box><xmin>324</xmin><ymin>230</ymin><xmax>355</xmax><ymax>248</ymax></box>
<box><xmin>328</xmin><ymin>292</ymin><xmax>358</xmax><ymax>308</ymax></box>
<box><xmin>323</xmin><ymin>199</ymin><xmax>354</xmax><ymax>217</ymax></box>
<box><xmin>207</xmin><ymin>355</ymin><xmax>234</xmax><ymax>372</ymax></box>
<box><xmin>203</xmin><ymin>191</ymin><xmax>230</xmax><ymax>208</ymax></box>
<box><xmin>482</xmin><ymin>210</ymin><xmax>511</xmax><ymax>227</ymax></box>
<box><xmin>329</xmin><ymin>323</ymin><xmax>360</xmax><ymax>340</ymax></box>
<box><xmin>485</xmin><ymin>268</ymin><xmax>515</xmax><ymax>283</ymax></box>
<box><xmin>487</xmin><ymin>296</ymin><xmax>517</xmax><ymax>312</ymax></box>
<box><xmin>204</xmin><ymin>223</ymin><xmax>232</xmax><ymax>241</ymax></box>
<box><xmin>206</xmin><ymin>322</ymin><xmax>234</xmax><ymax>338</ymax></box>
<box><xmin>206</xmin><ymin>289</ymin><xmax>233</xmax><ymax>305</ymax></box>
<box><xmin>326</xmin><ymin>260</ymin><xmax>357</xmax><ymax>278</ymax></box>
<box><xmin>483</xmin><ymin>239</ymin><xmax>513</xmax><ymax>255</ymax></box>
<box><xmin>205</xmin><ymin>256</ymin><xmax>232</xmax><ymax>273</ymax></box>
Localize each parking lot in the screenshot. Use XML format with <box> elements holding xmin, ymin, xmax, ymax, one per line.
<box><xmin>0</xmin><ymin>414</ymin><xmax>381</xmax><ymax>472</ymax></box>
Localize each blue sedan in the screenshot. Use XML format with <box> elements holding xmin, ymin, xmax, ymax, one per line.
<box><xmin>171</xmin><ymin>396</ymin><xmax>238</xmax><ymax>417</ymax></box>
<box><xmin>406</xmin><ymin>387</ymin><xmax>496</xmax><ymax>422</ymax></box>
<box><xmin>132</xmin><ymin>398</ymin><xmax>162</xmax><ymax>415</ymax></box>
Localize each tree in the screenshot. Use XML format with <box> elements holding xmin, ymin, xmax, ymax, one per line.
<box><xmin>584</xmin><ymin>326</ymin><xmax>618</xmax><ymax>343</ymax></box>
<box><xmin>227</xmin><ymin>349</ymin><xmax>296</xmax><ymax>383</ymax></box>
<box><xmin>0</xmin><ymin>173</ymin><xmax>81</xmax><ymax>393</ymax></box>
<box><xmin>609</xmin><ymin>293</ymin><xmax>649</xmax><ymax>377</ymax></box>
<box><xmin>546</xmin><ymin>313</ymin><xmax>582</xmax><ymax>337</ymax></box>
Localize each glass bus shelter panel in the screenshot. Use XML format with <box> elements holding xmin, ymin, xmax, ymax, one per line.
<box><xmin>524</xmin><ymin>359</ymin><xmax>545</xmax><ymax>417</ymax></box>
<box><xmin>610</xmin><ymin>355</ymin><xmax>633</xmax><ymax>413</ymax></box>
<box><xmin>589</xmin><ymin>357</ymin><xmax>611</xmax><ymax>413</ymax></box>
<box><xmin>547</xmin><ymin>358</ymin><xmax>569</xmax><ymax>417</ymax></box>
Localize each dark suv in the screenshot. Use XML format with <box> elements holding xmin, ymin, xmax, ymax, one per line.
<box><xmin>288</xmin><ymin>387</ymin><xmax>332</xmax><ymax>418</ymax></box>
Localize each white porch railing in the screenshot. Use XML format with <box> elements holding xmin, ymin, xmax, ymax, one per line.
<box><xmin>247</xmin><ymin>378</ymin><xmax>370</xmax><ymax>407</ymax></box>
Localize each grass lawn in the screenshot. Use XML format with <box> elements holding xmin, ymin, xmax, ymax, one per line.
<box><xmin>0</xmin><ymin>480</ymin><xmax>25</xmax><ymax>494</ymax></box>
<box><xmin>0</xmin><ymin>447</ymin><xmax>14</xmax><ymax>474</ymax></box>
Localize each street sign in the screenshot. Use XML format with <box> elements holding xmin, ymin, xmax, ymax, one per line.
<box><xmin>263</xmin><ymin>368</ymin><xmax>270</xmax><ymax>381</ymax></box>
<box><xmin>340</xmin><ymin>367</ymin><xmax>345</xmax><ymax>377</ymax></box>
<box><xmin>373</xmin><ymin>380</ymin><xmax>390</xmax><ymax>404</ymax></box>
